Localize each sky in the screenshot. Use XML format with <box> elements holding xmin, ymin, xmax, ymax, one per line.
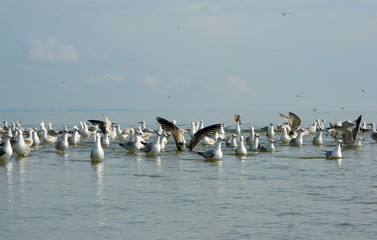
<box><xmin>0</xmin><ymin>0</ymin><xmax>376</xmax><ymax>112</ymax></box>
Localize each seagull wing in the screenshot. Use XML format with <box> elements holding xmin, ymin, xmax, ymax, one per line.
<box><xmin>156</xmin><ymin>117</ymin><xmax>186</xmax><ymax>150</ymax></box>
<box><xmin>198</xmin><ymin>149</ymin><xmax>215</xmax><ymax>159</ymax></box>
<box><xmin>289</xmin><ymin>112</ymin><xmax>301</xmax><ymax>132</ymax></box>
<box><xmin>187</xmin><ymin>123</ymin><xmax>223</xmax><ymax>151</ymax></box>
<box><xmin>351</xmin><ymin>115</ymin><xmax>362</xmax><ymax>142</ymax></box>
<box><xmin>103</xmin><ymin>114</ymin><xmax>113</xmax><ymax>133</ymax></box>
<box><xmin>88</xmin><ymin>120</ymin><xmax>107</xmax><ymax>134</ymax></box>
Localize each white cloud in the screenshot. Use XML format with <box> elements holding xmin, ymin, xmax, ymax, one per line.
<box><xmin>143</xmin><ymin>76</ymin><xmax>158</xmax><ymax>87</ymax></box>
<box><xmin>88</xmin><ymin>74</ymin><xmax>123</xmax><ymax>84</ymax></box>
<box><xmin>228</xmin><ymin>76</ymin><xmax>254</xmax><ymax>95</ymax></box>
<box><xmin>25</xmin><ymin>35</ymin><xmax>78</xmax><ymax>64</ymax></box>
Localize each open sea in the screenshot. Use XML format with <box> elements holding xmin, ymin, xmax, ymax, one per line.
<box><xmin>1</xmin><ymin>109</ymin><xmax>377</xmax><ymax>239</ymax></box>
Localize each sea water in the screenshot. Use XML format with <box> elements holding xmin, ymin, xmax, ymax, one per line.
<box><xmin>1</xmin><ymin>110</ymin><xmax>377</xmax><ymax>239</ymax></box>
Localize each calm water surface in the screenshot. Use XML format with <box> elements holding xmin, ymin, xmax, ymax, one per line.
<box><xmin>1</xmin><ymin>110</ymin><xmax>377</xmax><ymax>239</ymax></box>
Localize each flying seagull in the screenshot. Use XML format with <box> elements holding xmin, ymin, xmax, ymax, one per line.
<box><xmin>282</xmin><ymin>12</ymin><xmax>293</xmax><ymax>15</ymax></box>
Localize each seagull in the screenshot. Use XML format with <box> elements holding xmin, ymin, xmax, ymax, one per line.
<box><xmin>235</xmin><ymin>136</ymin><xmax>247</xmax><ymax>155</ymax></box>
<box><xmin>250</xmin><ymin>134</ymin><xmax>260</xmax><ymax>151</ymax></box>
<box><xmin>279</xmin><ymin>112</ymin><xmax>301</xmax><ymax>138</ymax></box>
<box><xmin>267</xmin><ymin>123</ymin><xmax>275</xmax><ymax>139</ymax></box>
<box><xmin>91</xmin><ymin>133</ymin><xmax>104</xmax><ymax>163</ymax></box>
<box><xmin>14</xmin><ymin>129</ymin><xmax>31</xmax><ymax>157</ymax></box>
<box><xmin>353</xmin><ymin>137</ymin><xmax>365</xmax><ymax>147</ymax></box>
<box><xmin>88</xmin><ymin>114</ymin><xmax>115</xmax><ymax>139</ymax></box>
<box><xmin>68</xmin><ymin>126</ymin><xmax>81</xmax><ymax>145</ymax></box>
<box><xmin>280</xmin><ymin>125</ymin><xmax>291</xmax><ymax>143</ymax></box>
<box><xmin>141</xmin><ymin>133</ymin><xmax>162</xmax><ymax>156</ymax></box>
<box><xmin>312</xmin><ymin>128</ymin><xmax>323</xmax><ymax>145</ymax></box>
<box><xmin>47</xmin><ymin>122</ymin><xmax>61</xmax><ymax>136</ymax></box>
<box><xmin>156</xmin><ymin>117</ymin><xmax>223</xmax><ymax>151</ymax></box>
<box><xmin>0</xmin><ymin>133</ymin><xmax>13</xmax><ymax>161</ymax></box>
<box><xmin>101</xmin><ymin>130</ymin><xmax>110</xmax><ymax>146</ymax></box>
<box><xmin>159</xmin><ymin>132</ymin><xmax>168</xmax><ymax>151</ymax></box>
<box><xmin>189</xmin><ymin>122</ymin><xmax>197</xmax><ymax>138</ymax></box>
<box><xmin>282</xmin><ymin>11</ymin><xmax>293</xmax><ymax>15</ymax></box>
<box><xmin>118</xmin><ymin>131</ymin><xmax>145</xmax><ymax>154</ymax></box>
<box><xmin>226</xmin><ymin>134</ymin><xmax>238</xmax><ymax>148</ymax></box>
<box><xmin>31</xmin><ymin>128</ymin><xmax>40</xmax><ymax>146</ymax></box>
<box><xmin>234</xmin><ymin>121</ymin><xmax>241</xmax><ymax>136</ymax></box>
<box><xmin>197</xmin><ymin>138</ymin><xmax>225</xmax><ymax>160</ymax></box>
<box><xmin>234</xmin><ymin>114</ymin><xmax>242</xmax><ymax>125</ymax></box>
<box><xmin>41</xmin><ymin>128</ymin><xmax>58</xmax><ymax>143</ymax></box>
<box><xmin>333</xmin><ymin>115</ymin><xmax>362</xmax><ymax>145</ymax></box>
<box><xmin>290</xmin><ymin>128</ymin><xmax>305</xmax><ymax>146</ymax></box>
<box><xmin>258</xmin><ymin>139</ymin><xmax>276</xmax><ymax>152</ymax></box>
<box><xmin>323</xmin><ymin>139</ymin><xmax>343</xmax><ymax>159</ymax></box>
<box><xmin>367</xmin><ymin>122</ymin><xmax>377</xmax><ymax>141</ymax></box>
<box><xmin>80</xmin><ymin>121</ymin><xmax>91</xmax><ymax>139</ymax></box>
<box><xmin>55</xmin><ymin>130</ymin><xmax>69</xmax><ymax>153</ymax></box>
<box><xmin>138</xmin><ymin>121</ymin><xmax>156</xmax><ymax>134</ymax></box>
<box><xmin>305</xmin><ymin>122</ymin><xmax>318</xmax><ymax>135</ymax></box>
<box><xmin>245</xmin><ymin>126</ymin><xmax>255</xmax><ymax>145</ymax></box>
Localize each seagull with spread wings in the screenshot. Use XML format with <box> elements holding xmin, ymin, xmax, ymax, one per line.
<box><xmin>156</xmin><ymin>117</ymin><xmax>223</xmax><ymax>151</ymax></box>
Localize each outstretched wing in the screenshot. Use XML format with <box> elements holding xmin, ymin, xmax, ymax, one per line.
<box><xmin>88</xmin><ymin>120</ymin><xmax>107</xmax><ymax>134</ymax></box>
<box><xmin>188</xmin><ymin>123</ymin><xmax>223</xmax><ymax>151</ymax></box>
<box><xmin>289</xmin><ymin>112</ymin><xmax>301</xmax><ymax>133</ymax></box>
<box><xmin>156</xmin><ymin>117</ymin><xmax>186</xmax><ymax>150</ymax></box>
<box><xmin>351</xmin><ymin>115</ymin><xmax>362</xmax><ymax>142</ymax></box>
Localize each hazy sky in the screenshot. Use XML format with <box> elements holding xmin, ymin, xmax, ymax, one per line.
<box><xmin>1</xmin><ymin>0</ymin><xmax>376</xmax><ymax>111</ymax></box>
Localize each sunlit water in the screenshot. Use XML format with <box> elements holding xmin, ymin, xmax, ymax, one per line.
<box><xmin>1</xmin><ymin>110</ymin><xmax>377</xmax><ymax>239</ymax></box>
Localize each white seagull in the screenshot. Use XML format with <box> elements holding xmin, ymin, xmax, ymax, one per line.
<box><xmin>280</xmin><ymin>125</ymin><xmax>291</xmax><ymax>143</ymax></box>
<box><xmin>235</xmin><ymin>136</ymin><xmax>247</xmax><ymax>155</ymax></box>
<box><xmin>323</xmin><ymin>139</ymin><xmax>343</xmax><ymax>159</ymax></box>
<box><xmin>14</xmin><ymin>129</ymin><xmax>31</xmax><ymax>157</ymax></box>
<box><xmin>245</xmin><ymin>126</ymin><xmax>255</xmax><ymax>145</ymax></box>
<box><xmin>198</xmin><ymin>138</ymin><xmax>225</xmax><ymax>160</ymax></box>
<box><xmin>290</xmin><ymin>128</ymin><xmax>305</xmax><ymax>146</ymax></box>
<box><xmin>55</xmin><ymin>130</ymin><xmax>69</xmax><ymax>153</ymax></box>
<box><xmin>312</xmin><ymin>128</ymin><xmax>323</xmax><ymax>145</ymax></box>
<box><xmin>141</xmin><ymin>133</ymin><xmax>162</xmax><ymax>156</ymax></box>
<box><xmin>367</xmin><ymin>122</ymin><xmax>377</xmax><ymax>142</ymax></box>
<box><xmin>267</xmin><ymin>123</ymin><xmax>275</xmax><ymax>139</ymax></box>
<box><xmin>91</xmin><ymin>133</ymin><xmax>104</xmax><ymax>162</ymax></box>
<box><xmin>0</xmin><ymin>133</ymin><xmax>13</xmax><ymax>161</ymax></box>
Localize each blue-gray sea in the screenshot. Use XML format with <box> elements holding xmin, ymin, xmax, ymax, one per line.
<box><xmin>1</xmin><ymin>109</ymin><xmax>377</xmax><ymax>240</ymax></box>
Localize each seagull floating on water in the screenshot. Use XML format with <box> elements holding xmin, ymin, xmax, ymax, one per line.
<box><xmin>258</xmin><ymin>139</ymin><xmax>276</xmax><ymax>152</ymax></box>
<box><xmin>280</xmin><ymin>125</ymin><xmax>291</xmax><ymax>143</ymax></box>
<box><xmin>55</xmin><ymin>130</ymin><xmax>69</xmax><ymax>153</ymax></box>
<box><xmin>91</xmin><ymin>133</ymin><xmax>104</xmax><ymax>163</ymax></box>
<box><xmin>197</xmin><ymin>138</ymin><xmax>225</xmax><ymax>160</ymax></box>
<box><xmin>267</xmin><ymin>123</ymin><xmax>275</xmax><ymax>139</ymax></box>
<box><xmin>0</xmin><ymin>133</ymin><xmax>13</xmax><ymax>161</ymax></box>
<box><xmin>290</xmin><ymin>128</ymin><xmax>304</xmax><ymax>146</ymax></box>
<box><xmin>226</xmin><ymin>134</ymin><xmax>238</xmax><ymax>148</ymax></box>
<box><xmin>118</xmin><ymin>131</ymin><xmax>144</xmax><ymax>154</ymax></box>
<box><xmin>367</xmin><ymin>122</ymin><xmax>377</xmax><ymax>142</ymax></box>
<box><xmin>235</xmin><ymin>136</ymin><xmax>247</xmax><ymax>155</ymax></box>
<box><xmin>323</xmin><ymin>139</ymin><xmax>343</xmax><ymax>159</ymax></box>
<box><xmin>14</xmin><ymin>129</ymin><xmax>31</xmax><ymax>157</ymax></box>
<box><xmin>312</xmin><ymin>128</ymin><xmax>323</xmax><ymax>145</ymax></box>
